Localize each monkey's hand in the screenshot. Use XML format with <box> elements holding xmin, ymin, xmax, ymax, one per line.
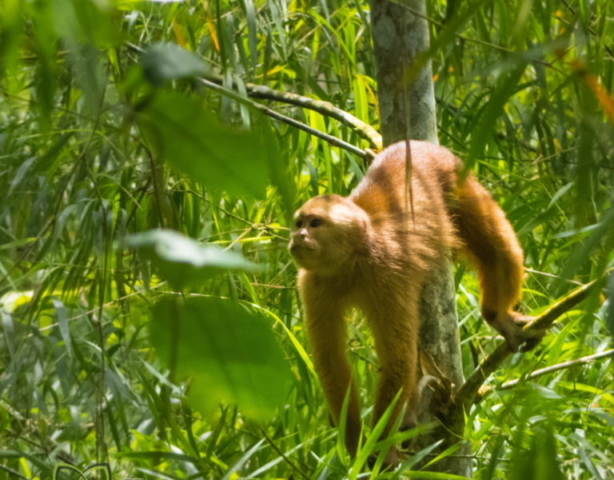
<box><xmin>490</xmin><ymin>312</ymin><xmax>545</xmax><ymax>353</ymax></box>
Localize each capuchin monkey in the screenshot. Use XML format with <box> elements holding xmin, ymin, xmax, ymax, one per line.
<box><xmin>289</xmin><ymin>141</ymin><xmax>538</xmax><ymax>463</ymax></box>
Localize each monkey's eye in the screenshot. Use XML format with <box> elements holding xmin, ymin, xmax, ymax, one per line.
<box><xmin>295</xmin><ymin>220</ymin><xmax>303</xmax><ymax>228</ymax></box>
<box><xmin>310</xmin><ymin>219</ymin><xmax>322</xmax><ymax>228</ymax></box>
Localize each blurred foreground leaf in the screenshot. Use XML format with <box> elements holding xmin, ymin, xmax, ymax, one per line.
<box><xmin>127</xmin><ymin>229</ymin><xmax>262</xmax><ymax>289</ymax></box>
<box><xmin>138</xmin><ymin>92</ymin><xmax>270</xmax><ymax>198</ymax></box>
<box><xmin>151</xmin><ymin>296</ymin><xmax>292</xmax><ymax>420</ymax></box>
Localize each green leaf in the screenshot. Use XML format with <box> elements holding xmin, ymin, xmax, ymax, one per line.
<box><xmin>244</xmin><ymin>0</ymin><xmax>258</xmax><ymax>73</ymax></box>
<box><xmin>141</xmin><ymin>43</ymin><xmax>210</xmax><ymax>87</ymax></box>
<box><xmin>468</xmin><ymin>62</ymin><xmax>528</xmax><ymax>166</ymax></box>
<box><xmin>126</xmin><ymin>229</ymin><xmax>262</xmax><ymax>289</ymax></box>
<box><xmin>150</xmin><ymin>296</ymin><xmax>292</xmax><ymax>420</ymax></box>
<box><xmin>1</xmin><ymin>311</ymin><xmax>15</xmax><ymax>361</ymax></box>
<box><xmin>138</xmin><ymin>92</ymin><xmax>270</xmax><ymax>198</ymax></box>
<box><xmin>527</xmin><ymin>424</ymin><xmax>565</xmax><ymax>480</ymax></box>
<box><xmin>51</xmin><ymin>297</ymin><xmax>72</xmax><ymax>358</ymax></box>
<box><xmin>608</xmin><ymin>272</ymin><xmax>614</xmax><ymax>337</ymax></box>
<box><xmin>221</xmin><ymin>438</ymin><xmax>265</xmax><ymax>480</ymax></box>
<box><xmin>8</xmin><ymin>157</ymin><xmax>36</xmax><ymax>196</ymax></box>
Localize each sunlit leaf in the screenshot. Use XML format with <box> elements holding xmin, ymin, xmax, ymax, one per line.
<box><xmin>126</xmin><ymin>229</ymin><xmax>262</xmax><ymax>289</ymax></box>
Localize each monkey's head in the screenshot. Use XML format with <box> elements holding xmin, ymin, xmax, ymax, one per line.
<box><xmin>289</xmin><ymin>195</ymin><xmax>371</xmax><ymax>275</ymax></box>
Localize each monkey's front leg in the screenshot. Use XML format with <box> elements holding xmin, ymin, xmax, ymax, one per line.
<box><xmin>367</xmin><ymin>300</ymin><xmax>420</xmax><ymax>463</ymax></box>
<box><xmin>304</xmin><ymin>298</ymin><xmax>362</xmax><ymax>456</ymax></box>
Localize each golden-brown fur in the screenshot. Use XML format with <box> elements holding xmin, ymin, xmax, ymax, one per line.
<box><xmin>289</xmin><ymin>140</ymin><xmax>534</xmax><ymax>460</ymax></box>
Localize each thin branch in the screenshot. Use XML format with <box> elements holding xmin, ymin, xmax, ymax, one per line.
<box><xmin>456</xmin><ymin>279</ymin><xmax>600</xmax><ymax>409</ymax></box>
<box><xmin>480</xmin><ymin>349</ymin><xmax>614</xmax><ymax>396</ymax></box>
<box><xmin>125</xmin><ymin>43</ymin><xmax>371</xmax><ymax>160</ymax></box>
<box><xmin>195</xmin><ymin>76</ymin><xmax>369</xmax><ymax>159</ymax></box>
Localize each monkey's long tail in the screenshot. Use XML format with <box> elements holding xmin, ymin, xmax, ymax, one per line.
<box><xmin>450</xmin><ymin>175</ymin><xmax>524</xmax><ymax>320</ymax></box>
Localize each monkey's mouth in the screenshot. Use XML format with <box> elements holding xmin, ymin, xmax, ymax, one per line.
<box><xmin>289</xmin><ymin>242</ymin><xmax>314</xmax><ymax>256</ymax></box>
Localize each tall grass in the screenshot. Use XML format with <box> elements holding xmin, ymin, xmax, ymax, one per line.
<box><xmin>0</xmin><ymin>0</ymin><xmax>612</xmax><ymax>478</ymax></box>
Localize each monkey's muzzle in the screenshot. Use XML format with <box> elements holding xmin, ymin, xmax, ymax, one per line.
<box><xmin>288</xmin><ymin>237</ymin><xmax>315</xmax><ymax>261</ymax></box>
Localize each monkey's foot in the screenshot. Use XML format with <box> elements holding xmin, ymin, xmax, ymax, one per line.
<box><xmin>511</xmin><ymin>313</ymin><xmax>545</xmax><ymax>352</ymax></box>
<box><xmin>487</xmin><ymin>312</ymin><xmax>544</xmax><ymax>352</ymax></box>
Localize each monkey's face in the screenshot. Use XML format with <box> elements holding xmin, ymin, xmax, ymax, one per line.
<box><xmin>289</xmin><ymin>195</ymin><xmax>369</xmax><ymax>275</ymax></box>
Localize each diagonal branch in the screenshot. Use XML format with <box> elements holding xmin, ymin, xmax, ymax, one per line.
<box><xmin>193</xmin><ymin>75</ymin><xmax>369</xmax><ymax>159</ymax></box>
<box><xmin>480</xmin><ymin>349</ymin><xmax>614</xmax><ymax>396</ymax></box>
<box><xmin>125</xmin><ymin>43</ymin><xmax>378</xmax><ymax>159</ymax></box>
<box><xmin>456</xmin><ymin>279</ymin><xmax>600</xmax><ymax>410</ymax></box>
<box><xmin>247</xmin><ymin>85</ymin><xmax>383</xmax><ymax>151</ymax></box>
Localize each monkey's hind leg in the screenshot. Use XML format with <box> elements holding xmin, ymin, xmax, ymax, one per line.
<box><xmin>452</xmin><ymin>176</ymin><xmax>540</xmax><ymax>351</ymax></box>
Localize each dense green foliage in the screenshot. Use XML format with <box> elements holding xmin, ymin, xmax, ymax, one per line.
<box><xmin>0</xmin><ymin>0</ymin><xmax>612</xmax><ymax>478</ymax></box>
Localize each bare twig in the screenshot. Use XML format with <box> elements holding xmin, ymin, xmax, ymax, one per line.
<box><xmin>456</xmin><ymin>279</ymin><xmax>600</xmax><ymax>409</ymax></box>
<box><xmin>479</xmin><ymin>349</ymin><xmax>614</xmax><ymax>397</ymax></box>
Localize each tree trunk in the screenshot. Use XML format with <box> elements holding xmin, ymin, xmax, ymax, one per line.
<box><xmin>370</xmin><ymin>0</ymin><xmax>472</xmax><ymax>476</ymax></box>
<box><xmin>370</xmin><ymin>0</ymin><xmax>438</xmax><ymax>145</ymax></box>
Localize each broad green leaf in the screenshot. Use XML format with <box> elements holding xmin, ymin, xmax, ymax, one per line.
<box><xmin>141</xmin><ymin>43</ymin><xmax>210</xmax><ymax>87</ymax></box>
<box><xmin>150</xmin><ymin>296</ymin><xmax>292</xmax><ymax>420</ymax></box>
<box><xmin>126</xmin><ymin>229</ymin><xmax>262</xmax><ymax>289</ymax></box>
<box><xmin>138</xmin><ymin>92</ymin><xmax>270</xmax><ymax>198</ymax></box>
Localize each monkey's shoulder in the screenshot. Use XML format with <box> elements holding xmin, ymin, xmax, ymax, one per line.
<box><xmin>350</xmin><ymin>141</ymin><xmax>460</xmax><ymax>216</ymax></box>
<box><xmin>370</xmin><ymin>141</ymin><xmax>461</xmax><ymax>174</ymax></box>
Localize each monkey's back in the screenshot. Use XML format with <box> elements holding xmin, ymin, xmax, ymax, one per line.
<box><xmin>350</xmin><ymin>140</ymin><xmax>460</xmax><ymax>273</ymax></box>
